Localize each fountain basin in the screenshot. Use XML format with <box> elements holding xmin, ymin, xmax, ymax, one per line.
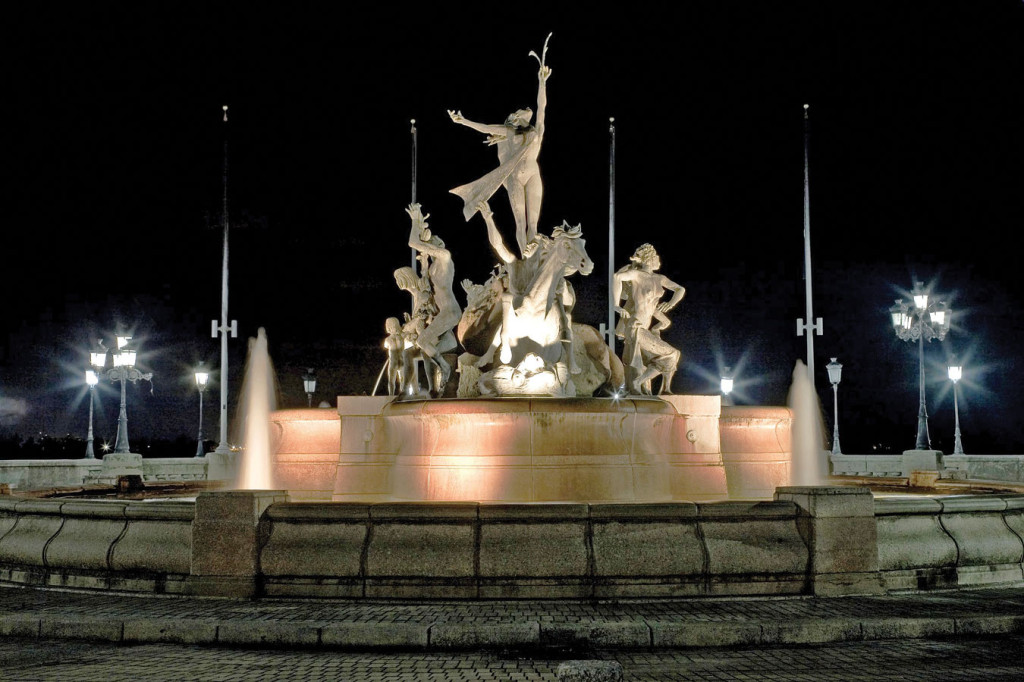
<box><xmin>272</xmin><ymin>396</ymin><xmax>793</xmax><ymax>503</ymax></box>
<box><xmin>1</xmin><ymin>488</ymin><xmax>1021</xmax><ymax>599</ymax></box>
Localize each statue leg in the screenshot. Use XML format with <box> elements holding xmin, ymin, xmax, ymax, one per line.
<box><xmin>504</xmin><ymin>180</ymin><xmax>529</xmax><ymax>255</ymax></box>
<box><xmin>499</xmin><ymin>293</ymin><xmax>513</xmax><ymax>365</ymax></box>
<box><xmin>524</xmin><ymin>174</ymin><xmax>543</xmax><ymax>247</ymax></box>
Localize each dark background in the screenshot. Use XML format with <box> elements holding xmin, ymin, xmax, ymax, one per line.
<box><xmin>2</xmin><ymin>3</ymin><xmax>1022</xmax><ymax>456</ymax></box>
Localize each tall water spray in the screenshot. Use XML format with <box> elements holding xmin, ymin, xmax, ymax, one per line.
<box><xmin>236</xmin><ymin>327</ymin><xmax>277</xmax><ymax>490</ymax></box>
<box><xmin>787</xmin><ymin>360</ymin><xmax>827</xmax><ymax>485</ymax></box>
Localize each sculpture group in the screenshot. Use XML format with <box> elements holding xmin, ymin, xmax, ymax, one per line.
<box><xmin>381</xmin><ymin>34</ymin><xmax>685</xmax><ymax>399</ymax></box>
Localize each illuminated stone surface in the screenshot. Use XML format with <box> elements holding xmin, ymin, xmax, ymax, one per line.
<box><xmin>269</xmin><ymin>395</ymin><xmax>792</xmax><ymax>503</ymax></box>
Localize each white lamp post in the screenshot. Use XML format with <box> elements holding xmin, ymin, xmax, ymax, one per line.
<box><xmin>194</xmin><ymin>365</ymin><xmax>209</xmax><ymax>457</ymax></box>
<box><xmin>889</xmin><ymin>281</ymin><xmax>951</xmax><ymax>450</ymax></box>
<box><xmin>947</xmin><ymin>359</ymin><xmax>964</xmax><ymax>455</ymax></box>
<box><xmin>101</xmin><ymin>335</ymin><xmax>152</xmax><ymax>455</ymax></box>
<box><xmin>84</xmin><ymin>342</ymin><xmax>107</xmax><ymax>459</ymax></box>
<box><xmin>826</xmin><ymin>357</ymin><xmax>842</xmax><ymax>455</ymax></box>
<box><xmin>303</xmin><ymin>369</ymin><xmax>317</xmax><ymax>408</ymax></box>
<box><xmin>85</xmin><ymin>369</ymin><xmax>100</xmax><ymax>459</ymax></box>
<box><xmin>720</xmin><ymin>368</ymin><xmax>734</xmax><ymax>406</ymax></box>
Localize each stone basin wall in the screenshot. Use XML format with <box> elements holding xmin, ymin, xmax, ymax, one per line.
<box><xmin>0</xmin><ymin>489</ymin><xmax>1021</xmax><ymax>599</ymax></box>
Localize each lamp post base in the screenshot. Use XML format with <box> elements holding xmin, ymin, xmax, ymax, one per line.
<box><xmin>901</xmin><ymin>449</ymin><xmax>944</xmax><ymax>477</ymax></box>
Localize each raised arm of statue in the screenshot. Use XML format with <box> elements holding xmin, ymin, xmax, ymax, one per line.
<box><xmin>448</xmin><ymin>110</ymin><xmax>506</xmax><ymax>137</ymax></box>
<box><xmin>535</xmin><ymin>65</ymin><xmax>550</xmax><ymax>137</ymax></box>
<box><xmin>478</xmin><ymin>201</ymin><xmax>517</xmax><ymax>265</ymax></box>
<box><xmin>407</xmin><ymin>203</ymin><xmax>446</xmax><ymax>259</ymax></box>
<box><xmin>530</xmin><ymin>33</ymin><xmax>552</xmax><ymax>137</ymax></box>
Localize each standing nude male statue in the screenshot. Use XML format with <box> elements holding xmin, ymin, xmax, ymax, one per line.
<box><xmin>406</xmin><ymin>203</ymin><xmax>462</xmax><ymax>391</ymax></box>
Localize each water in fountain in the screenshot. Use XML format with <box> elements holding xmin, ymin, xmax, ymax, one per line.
<box><xmin>235</xmin><ymin>327</ymin><xmax>278</xmax><ymax>490</ymax></box>
<box><xmin>787</xmin><ymin>359</ymin><xmax>828</xmax><ymax>485</ymax></box>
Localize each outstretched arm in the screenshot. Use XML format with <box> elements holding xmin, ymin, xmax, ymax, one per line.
<box><xmin>478</xmin><ymin>201</ymin><xmax>516</xmax><ymax>264</ymax></box>
<box><xmin>448</xmin><ymin>110</ymin><xmax>506</xmax><ymax>136</ymax></box>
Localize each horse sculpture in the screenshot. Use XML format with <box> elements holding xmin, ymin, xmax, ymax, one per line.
<box><xmin>459</xmin><ymin>220</ymin><xmax>594</xmax><ymax>397</ymax></box>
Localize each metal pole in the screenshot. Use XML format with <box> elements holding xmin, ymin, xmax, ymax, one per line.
<box><xmin>607</xmin><ymin>117</ymin><xmax>616</xmax><ymax>353</ymax></box>
<box><xmin>114</xmin><ymin>372</ymin><xmax>130</xmax><ymax>454</ymax></box>
<box><xmin>411</xmin><ymin>119</ymin><xmax>418</xmax><ymax>271</ymax></box>
<box><xmin>215</xmin><ymin>105</ymin><xmax>232</xmax><ymax>455</ymax></box>
<box><xmin>915</xmin><ymin>332</ymin><xmax>931</xmax><ymax>449</ymax></box>
<box><xmin>195</xmin><ymin>388</ymin><xmax>205</xmax><ymax>457</ymax></box>
<box><xmin>952</xmin><ymin>380</ymin><xmax>964</xmax><ymax>454</ymax></box>
<box><xmin>85</xmin><ymin>386</ymin><xmax>96</xmax><ymax>458</ymax></box>
<box><xmin>802</xmin><ymin>104</ymin><xmax>816</xmax><ymax>383</ymax></box>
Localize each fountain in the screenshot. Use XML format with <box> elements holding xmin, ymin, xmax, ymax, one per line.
<box><xmin>787</xmin><ymin>359</ymin><xmax>828</xmax><ymax>486</ymax></box>
<box><xmin>266</xmin><ymin>35</ymin><xmax>794</xmax><ymax>504</ymax></box>
<box><xmin>235</xmin><ymin>327</ymin><xmax>277</xmax><ymax>490</ymax></box>
<box><xmin>1</xmin><ymin>34</ymin><xmax>1019</xmax><ymax>606</ymax></box>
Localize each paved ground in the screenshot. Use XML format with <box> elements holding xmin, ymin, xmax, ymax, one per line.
<box><xmin>1</xmin><ymin>634</ymin><xmax>1022</xmax><ymax>680</ymax></box>
<box><xmin>1</xmin><ymin>585</ymin><xmax>1022</xmax><ymax>679</ymax></box>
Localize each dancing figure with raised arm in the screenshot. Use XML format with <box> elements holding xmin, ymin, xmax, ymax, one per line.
<box><xmin>449</xmin><ymin>33</ymin><xmax>552</xmax><ymax>256</ymax></box>
<box><xmin>613</xmin><ymin>243</ymin><xmax>686</xmax><ymax>395</ymax></box>
<box><xmin>406</xmin><ymin>203</ymin><xmax>462</xmax><ymax>391</ymax></box>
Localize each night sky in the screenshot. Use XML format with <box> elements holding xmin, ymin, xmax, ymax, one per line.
<box><xmin>3</xmin><ymin>4</ymin><xmax>1023</xmax><ymax>455</ymax></box>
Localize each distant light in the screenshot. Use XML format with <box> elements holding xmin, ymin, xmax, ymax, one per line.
<box><xmin>116</xmin><ymin>335</ymin><xmax>131</xmax><ymax>349</ymax></box>
<box><xmin>947</xmin><ymin>364</ymin><xmax>962</xmax><ymax>383</ymax></box>
<box><xmin>721</xmin><ymin>368</ymin><xmax>734</xmax><ymax>396</ymax></box>
<box><xmin>90</xmin><ymin>350</ymin><xmax>107</xmax><ymax>368</ymax></box>
<box><xmin>803</xmin><ymin>103</ymin><xmax>809</xmax><ymax>110</ymax></box>
<box><xmin>86</xmin><ymin>370</ymin><xmax>98</xmax><ymax>386</ymax></box>
<box><xmin>195</xmin><ymin>370</ymin><xmax>209</xmax><ymax>388</ymax></box>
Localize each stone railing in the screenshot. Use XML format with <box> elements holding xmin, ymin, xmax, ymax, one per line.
<box><xmin>0</xmin><ymin>458</ymin><xmax>210</xmax><ymax>491</ymax></box>
<box><xmin>875</xmin><ymin>494</ymin><xmax>1024</xmax><ymax>590</ymax></box>
<box><xmin>0</xmin><ymin>497</ymin><xmax>193</xmax><ymax>593</ymax></box>
<box><xmin>1</xmin><ymin>488</ymin><xmax>1021</xmax><ymax>600</ymax></box>
<box><xmin>831</xmin><ymin>452</ymin><xmax>1024</xmax><ymax>483</ymax></box>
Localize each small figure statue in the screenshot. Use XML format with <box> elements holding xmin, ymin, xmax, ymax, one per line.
<box><xmin>613</xmin><ymin>243</ymin><xmax>686</xmax><ymax>395</ymax></box>
<box><xmin>405</xmin><ymin>203</ymin><xmax>462</xmax><ymax>393</ymax></box>
<box><xmin>449</xmin><ymin>33</ymin><xmax>552</xmax><ymax>256</ymax></box>
<box><xmin>383</xmin><ymin>317</ymin><xmax>404</xmax><ymax>396</ymax></box>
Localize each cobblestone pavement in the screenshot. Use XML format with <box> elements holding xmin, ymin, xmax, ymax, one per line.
<box><xmin>2</xmin><ymin>584</ymin><xmax>1022</xmax><ymax>651</ymax></box>
<box><xmin>0</xmin><ymin>634</ymin><xmax>1021</xmax><ymax>681</ymax></box>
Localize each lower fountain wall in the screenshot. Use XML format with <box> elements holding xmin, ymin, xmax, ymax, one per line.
<box><xmin>1</xmin><ymin>490</ymin><xmax>1022</xmax><ymax>599</ymax></box>
<box><xmin>259</xmin><ymin>500</ymin><xmax>808</xmax><ymax>599</ymax></box>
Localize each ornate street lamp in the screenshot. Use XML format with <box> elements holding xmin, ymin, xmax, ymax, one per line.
<box><xmin>101</xmin><ymin>335</ymin><xmax>153</xmax><ymax>454</ymax></box>
<box><xmin>947</xmin><ymin>358</ymin><xmax>965</xmax><ymax>455</ymax></box>
<box><xmin>826</xmin><ymin>357</ymin><xmax>842</xmax><ymax>455</ymax></box>
<box><xmin>84</xmin><ymin>342</ymin><xmax>107</xmax><ymax>459</ymax></box>
<box><xmin>720</xmin><ymin>368</ymin><xmax>734</xmax><ymax>406</ymax></box>
<box><xmin>889</xmin><ymin>282</ymin><xmax>951</xmax><ymax>451</ymax></box>
<box><xmin>194</xmin><ymin>365</ymin><xmax>210</xmax><ymax>457</ymax></box>
<box><xmin>303</xmin><ymin>368</ymin><xmax>317</xmax><ymax>408</ymax></box>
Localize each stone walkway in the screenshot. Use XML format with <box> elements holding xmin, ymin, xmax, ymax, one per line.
<box><xmin>1</xmin><ymin>634</ymin><xmax>1022</xmax><ymax>680</ymax></box>
<box><xmin>1</xmin><ymin>584</ymin><xmax>1021</xmax><ymax>652</ymax></box>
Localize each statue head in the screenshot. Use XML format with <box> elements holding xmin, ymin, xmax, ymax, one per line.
<box><xmin>506</xmin><ymin>107</ymin><xmax>534</xmax><ymax>128</ymax></box>
<box><xmin>630</xmin><ymin>243</ymin><xmax>661</xmax><ymax>271</ymax></box>
<box><xmin>385</xmin><ymin>317</ymin><xmax>401</xmax><ymax>334</ymax></box>
<box><xmin>393</xmin><ymin>266</ymin><xmax>419</xmax><ymax>292</ymax></box>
